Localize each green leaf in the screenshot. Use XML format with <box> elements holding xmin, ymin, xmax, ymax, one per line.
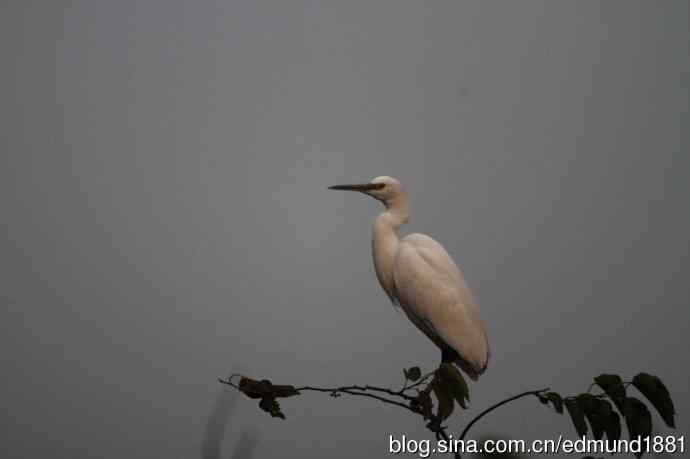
<box><xmin>623</xmin><ymin>397</ymin><xmax>652</xmax><ymax>457</ymax></box>
<box><xmin>432</xmin><ymin>380</ymin><xmax>455</xmax><ymax>420</ymax></box>
<box><xmin>576</xmin><ymin>395</ymin><xmax>621</xmax><ymax>445</ymax></box>
<box><xmin>411</xmin><ymin>389</ymin><xmax>434</xmax><ymax>420</ymax></box>
<box><xmin>546</xmin><ymin>392</ymin><xmax>564</xmax><ymax>414</ymax></box>
<box><xmin>271</xmin><ymin>384</ymin><xmax>300</xmax><ymax>398</ymax></box>
<box><xmin>581</xmin><ymin>396</ymin><xmax>620</xmax><ymax>443</ymax></box>
<box><xmin>404</xmin><ymin>366</ymin><xmax>422</xmax><ymax>382</ymax></box>
<box><xmin>565</xmin><ymin>398</ymin><xmax>588</xmax><ymax>438</ymax></box>
<box><xmin>594</xmin><ymin>374</ymin><xmax>626</xmax><ymax>412</ymax></box>
<box><xmin>438</xmin><ymin>363</ymin><xmax>469</xmax><ymax>409</ymax></box>
<box><xmin>578</xmin><ymin>394</ymin><xmax>608</xmax><ymax>440</ymax></box>
<box><xmin>237</xmin><ymin>377</ymin><xmax>299</xmax><ymax>399</ymax></box>
<box><xmin>604</xmin><ymin>410</ymin><xmax>622</xmax><ymax>447</ymax></box>
<box><xmin>632</xmin><ymin>373</ymin><xmax>675</xmax><ymax>428</ymax></box>
<box><xmin>238</xmin><ymin>377</ymin><xmax>271</xmax><ymax>399</ymax></box>
<box><xmin>259</xmin><ymin>396</ymin><xmax>285</xmax><ymax>419</ymax></box>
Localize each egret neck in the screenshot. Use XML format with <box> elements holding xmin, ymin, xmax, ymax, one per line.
<box><xmin>371</xmin><ymin>193</ymin><xmax>409</xmax><ymax>302</ymax></box>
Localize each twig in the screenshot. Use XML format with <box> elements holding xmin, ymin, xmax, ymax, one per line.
<box><xmin>437</xmin><ymin>427</ymin><xmax>461</xmax><ymax>459</ymax></box>
<box><xmin>296</xmin><ymin>384</ymin><xmax>418</xmax><ymax>402</ymax></box>
<box><xmin>403</xmin><ymin>371</ymin><xmax>436</xmax><ymax>392</ymax></box>
<box><xmin>220</xmin><ymin>374</ymin><xmax>550</xmax><ymax>459</ymax></box>
<box><xmin>458</xmin><ymin>388</ymin><xmax>550</xmax><ymax>441</ymax></box>
<box><xmin>296</xmin><ymin>385</ymin><xmax>415</xmax><ymax>411</ymax></box>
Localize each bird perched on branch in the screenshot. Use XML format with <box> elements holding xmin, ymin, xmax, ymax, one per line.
<box><xmin>329</xmin><ymin>176</ymin><xmax>489</xmax><ymax>380</ymax></box>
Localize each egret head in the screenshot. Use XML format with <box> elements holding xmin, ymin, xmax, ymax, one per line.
<box><xmin>328</xmin><ymin>176</ymin><xmax>404</xmax><ymax>205</ymax></box>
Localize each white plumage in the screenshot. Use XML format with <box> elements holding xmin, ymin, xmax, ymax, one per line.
<box><xmin>330</xmin><ymin>176</ymin><xmax>490</xmax><ymax>380</ymax></box>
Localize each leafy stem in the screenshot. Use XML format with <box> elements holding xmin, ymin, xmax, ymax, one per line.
<box><xmin>459</xmin><ymin>388</ymin><xmax>549</xmax><ymax>441</ymax></box>
<box><xmin>220</xmin><ymin>368</ymin><xmax>676</xmax><ymax>459</ymax></box>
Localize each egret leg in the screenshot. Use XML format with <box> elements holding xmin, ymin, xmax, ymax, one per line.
<box><xmin>441</xmin><ymin>346</ymin><xmax>459</xmax><ymax>363</ymax></box>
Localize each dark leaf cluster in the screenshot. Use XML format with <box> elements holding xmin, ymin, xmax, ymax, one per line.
<box><xmin>538</xmin><ymin>372</ymin><xmax>675</xmax><ymax>458</ymax></box>
<box><xmin>237</xmin><ymin>377</ymin><xmax>299</xmax><ymax>420</ymax></box>
<box><xmin>220</xmin><ymin>368</ymin><xmax>676</xmax><ymax>459</ymax></box>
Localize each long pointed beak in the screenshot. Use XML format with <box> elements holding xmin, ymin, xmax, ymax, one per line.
<box><xmin>328</xmin><ymin>183</ymin><xmax>384</xmax><ymax>192</ymax></box>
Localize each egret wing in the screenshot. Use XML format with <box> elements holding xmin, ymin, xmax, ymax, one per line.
<box><xmin>392</xmin><ymin>233</ymin><xmax>489</xmax><ymax>378</ymax></box>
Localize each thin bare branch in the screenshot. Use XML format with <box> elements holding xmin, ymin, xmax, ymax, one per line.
<box><xmin>459</xmin><ymin>388</ymin><xmax>550</xmax><ymax>441</ymax></box>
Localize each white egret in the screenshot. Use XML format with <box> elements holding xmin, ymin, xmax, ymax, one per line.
<box><xmin>329</xmin><ymin>176</ymin><xmax>489</xmax><ymax>380</ymax></box>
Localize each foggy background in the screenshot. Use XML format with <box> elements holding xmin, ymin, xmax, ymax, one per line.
<box><xmin>2</xmin><ymin>1</ymin><xmax>688</xmax><ymax>458</ymax></box>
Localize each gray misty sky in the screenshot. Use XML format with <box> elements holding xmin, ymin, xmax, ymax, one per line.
<box><xmin>1</xmin><ymin>1</ymin><xmax>688</xmax><ymax>458</ymax></box>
